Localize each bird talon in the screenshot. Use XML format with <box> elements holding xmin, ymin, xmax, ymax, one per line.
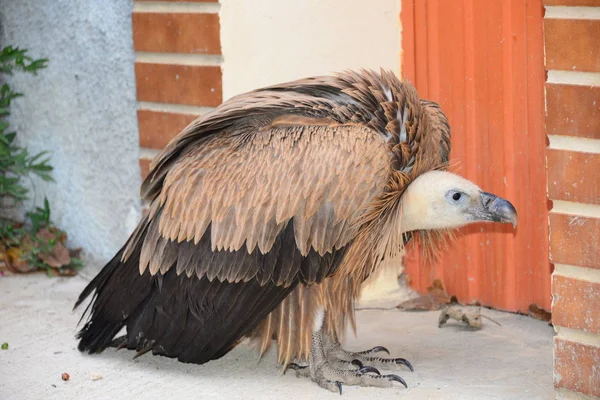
<box><xmin>395</xmin><ymin>358</ymin><xmax>414</xmax><ymax>372</ymax></box>
<box><xmin>357</xmin><ymin>345</ymin><xmax>390</xmax><ymax>355</ymax></box>
<box><xmin>288</xmin><ymin>363</ymin><xmax>308</xmax><ymax>371</ymax></box>
<box><xmin>351</xmin><ymin>359</ymin><xmax>364</xmax><ymax>369</ymax></box>
<box><xmin>358</xmin><ymin>366</ymin><xmax>381</xmax><ymax>375</ymax></box>
<box><xmin>335</xmin><ymin>381</ymin><xmax>343</xmax><ymax>395</ymax></box>
<box><xmin>387</xmin><ymin>374</ymin><xmax>408</xmax><ymax>388</ymax></box>
<box><xmin>370</xmin><ymin>345</ymin><xmax>390</xmax><ymax>355</ymax></box>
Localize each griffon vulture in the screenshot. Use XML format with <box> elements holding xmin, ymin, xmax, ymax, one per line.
<box><xmin>75</xmin><ymin>69</ymin><xmax>517</xmax><ymax>392</ymax></box>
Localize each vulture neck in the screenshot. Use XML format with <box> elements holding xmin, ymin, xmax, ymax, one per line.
<box><xmin>398</xmin><ymin>186</ymin><xmax>434</xmax><ymax>233</ymax></box>
<box><xmin>399</xmin><ymin>207</ymin><xmax>424</xmax><ymax>234</ymax></box>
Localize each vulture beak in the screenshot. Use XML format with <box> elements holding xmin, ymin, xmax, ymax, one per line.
<box><xmin>476</xmin><ymin>192</ymin><xmax>518</xmax><ymax>229</ymax></box>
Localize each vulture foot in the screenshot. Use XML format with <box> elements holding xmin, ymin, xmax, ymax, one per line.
<box><xmin>303</xmin><ymin>326</ymin><xmax>408</xmax><ymax>393</ymax></box>
<box><xmin>327</xmin><ymin>344</ymin><xmax>414</xmax><ymax>372</ymax></box>
<box><xmin>326</xmin><ymin>333</ymin><xmax>414</xmax><ymax>372</ymax></box>
<box><xmin>288</xmin><ymin>361</ymin><xmax>382</xmax><ymax>379</ymax></box>
<box><xmin>311</xmin><ymin>360</ymin><xmax>406</xmax><ymax>393</ymax></box>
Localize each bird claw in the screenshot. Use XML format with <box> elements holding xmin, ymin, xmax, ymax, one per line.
<box><xmin>387</xmin><ymin>374</ymin><xmax>408</xmax><ymax>388</ymax></box>
<box><xmin>358</xmin><ymin>366</ymin><xmax>381</xmax><ymax>375</ymax></box>
<box><xmin>394</xmin><ymin>357</ymin><xmax>414</xmax><ymax>372</ymax></box>
<box><xmin>350</xmin><ymin>359</ymin><xmax>381</xmax><ymax>375</ymax></box>
<box><xmin>288</xmin><ymin>362</ymin><xmax>308</xmax><ymax>371</ymax></box>
<box><xmin>357</xmin><ymin>345</ymin><xmax>390</xmax><ymax>355</ymax></box>
<box><xmin>341</xmin><ymin>351</ymin><xmax>414</xmax><ymax>372</ymax></box>
<box><xmin>335</xmin><ymin>381</ymin><xmax>343</xmax><ymax>395</ymax></box>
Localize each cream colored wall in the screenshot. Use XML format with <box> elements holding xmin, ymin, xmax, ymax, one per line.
<box><xmin>220</xmin><ymin>0</ymin><xmax>406</xmax><ymax>304</ymax></box>
<box><xmin>220</xmin><ymin>0</ymin><xmax>401</xmax><ymax>100</ymax></box>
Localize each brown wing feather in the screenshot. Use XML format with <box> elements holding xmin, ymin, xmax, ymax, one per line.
<box><xmin>136</xmin><ymin>122</ymin><xmax>390</xmax><ymax>283</ymax></box>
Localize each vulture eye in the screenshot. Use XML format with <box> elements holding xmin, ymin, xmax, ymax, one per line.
<box><xmin>446</xmin><ymin>190</ymin><xmax>465</xmax><ymax>204</ymax></box>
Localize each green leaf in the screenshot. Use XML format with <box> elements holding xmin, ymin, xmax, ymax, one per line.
<box><xmin>25</xmin><ymin>197</ymin><xmax>52</xmax><ymax>232</ymax></box>
<box><xmin>4</xmin><ymin>132</ymin><xmax>16</xmax><ymax>144</ymax></box>
<box><xmin>0</xmin><ymin>45</ymin><xmax>51</xmax><ymax>211</ymax></box>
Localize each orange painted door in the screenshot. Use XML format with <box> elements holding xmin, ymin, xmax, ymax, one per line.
<box><xmin>401</xmin><ymin>0</ymin><xmax>551</xmax><ymax>312</ymax></box>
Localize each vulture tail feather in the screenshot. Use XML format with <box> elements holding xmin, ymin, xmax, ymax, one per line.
<box><xmin>75</xmin><ymin>215</ymin><xmax>152</xmax><ymax>354</ymax></box>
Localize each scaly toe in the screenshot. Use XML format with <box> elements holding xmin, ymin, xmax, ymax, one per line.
<box><xmin>287</xmin><ymin>363</ymin><xmax>311</xmax><ymax>378</ymax></box>
<box><xmin>288</xmin><ymin>363</ymin><xmax>308</xmax><ymax>371</ymax></box>
<box><xmin>347</xmin><ymin>355</ymin><xmax>415</xmax><ymax>372</ymax></box>
<box><xmin>356</xmin><ymin>345</ymin><xmax>390</xmax><ymax>356</ymax></box>
<box><xmin>357</xmin><ymin>366</ymin><xmax>381</xmax><ymax>375</ymax></box>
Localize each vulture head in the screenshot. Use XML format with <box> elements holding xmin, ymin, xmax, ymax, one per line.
<box><xmin>400</xmin><ymin>171</ymin><xmax>518</xmax><ymax>233</ymax></box>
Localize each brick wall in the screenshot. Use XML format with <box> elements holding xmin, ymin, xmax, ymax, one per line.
<box><xmin>543</xmin><ymin>1</ymin><xmax>600</xmax><ymax>397</ymax></box>
<box><xmin>132</xmin><ymin>0</ymin><xmax>222</xmax><ymax>183</ymax></box>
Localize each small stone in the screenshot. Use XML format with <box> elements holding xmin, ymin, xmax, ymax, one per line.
<box><xmin>61</xmin><ymin>372</ymin><xmax>70</xmax><ymax>381</ymax></box>
<box><xmin>90</xmin><ymin>373</ymin><xmax>103</xmax><ymax>381</ymax></box>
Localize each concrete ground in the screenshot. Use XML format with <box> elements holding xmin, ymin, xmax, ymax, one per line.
<box><xmin>0</xmin><ymin>275</ymin><xmax>555</xmax><ymax>400</ymax></box>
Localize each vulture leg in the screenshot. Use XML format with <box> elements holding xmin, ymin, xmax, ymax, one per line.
<box><xmin>325</xmin><ymin>332</ymin><xmax>414</xmax><ymax>372</ymax></box>
<box><xmin>301</xmin><ymin>309</ymin><xmax>408</xmax><ymax>393</ymax></box>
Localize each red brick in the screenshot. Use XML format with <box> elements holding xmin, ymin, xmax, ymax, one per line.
<box><xmin>546</xmin><ymin>84</ymin><xmax>600</xmax><ymax>140</ymax></box>
<box><xmin>553</xmin><ymin>275</ymin><xmax>600</xmax><ymax>334</ymax></box>
<box><xmin>139</xmin><ymin>158</ymin><xmax>151</xmax><ymax>181</ymax></box>
<box><xmin>549</xmin><ymin>213</ymin><xmax>600</xmax><ymax>268</ymax></box>
<box><xmin>544</xmin><ymin>19</ymin><xmax>600</xmax><ymax>72</ymax></box>
<box><xmin>133</xmin><ymin>12</ymin><xmax>220</xmax><ymax>54</ymax></box>
<box><xmin>135</xmin><ymin>62</ymin><xmax>222</xmax><ymax>107</ymax></box>
<box><xmin>554</xmin><ymin>337</ymin><xmax>600</xmax><ymax>397</ymax></box>
<box><xmin>547</xmin><ymin>150</ymin><xmax>600</xmax><ymax>204</ymax></box>
<box><xmin>544</xmin><ymin>0</ymin><xmax>600</xmax><ymax>4</ymax></box>
<box><xmin>138</xmin><ymin>110</ymin><xmax>198</xmax><ymax>150</ymax></box>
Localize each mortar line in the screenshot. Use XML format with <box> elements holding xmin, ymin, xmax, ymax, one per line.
<box><xmin>136</xmin><ymin>52</ymin><xmax>223</xmax><ymax>66</ymax></box>
<box><xmin>133</xmin><ymin>2</ymin><xmax>220</xmax><ymax>14</ymax></box>
<box><xmin>139</xmin><ymin>148</ymin><xmax>162</xmax><ymax>160</ymax></box>
<box><xmin>554</xmin><ymin>264</ymin><xmax>600</xmax><ymax>284</ymax></box>
<box><xmin>547</xmin><ymin>135</ymin><xmax>600</xmax><ymax>154</ymax></box>
<box><xmin>545</xmin><ymin>6</ymin><xmax>600</xmax><ymax>20</ymax></box>
<box><xmin>554</xmin><ymin>325</ymin><xmax>600</xmax><ymax>347</ymax></box>
<box><xmin>546</xmin><ymin>70</ymin><xmax>600</xmax><ymax>86</ymax></box>
<box><xmin>551</xmin><ymin>200</ymin><xmax>600</xmax><ymax>219</ymax></box>
<box><xmin>138</xmin><ymin>101</ymin><xmax>211</xmax><ymax>116</ymax></box>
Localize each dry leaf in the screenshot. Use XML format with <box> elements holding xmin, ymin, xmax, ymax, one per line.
<box><xmin>528</xmin><ymin>304</ymin><xmax>552</xmax><ymax>322</ymax></box>
<box><xmin>39</xmin><ymin>242</ymin><xmax>71</xmax><ymax>268</ymax></box>
<box><xmin>5</xmin><ymin>247</ymin><xmax>33</xmax><ymax>273</ymax></box>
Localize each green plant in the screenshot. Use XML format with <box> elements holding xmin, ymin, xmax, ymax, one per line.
<box><xmin>0</xmin><ymin>46</ymin><xmax>82</xmax><ymax>276</ymax></box>
<box><xmin>0</xmin><ymin>46</ymin><xmax>51</xmax><ymax>207</ymax></box>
